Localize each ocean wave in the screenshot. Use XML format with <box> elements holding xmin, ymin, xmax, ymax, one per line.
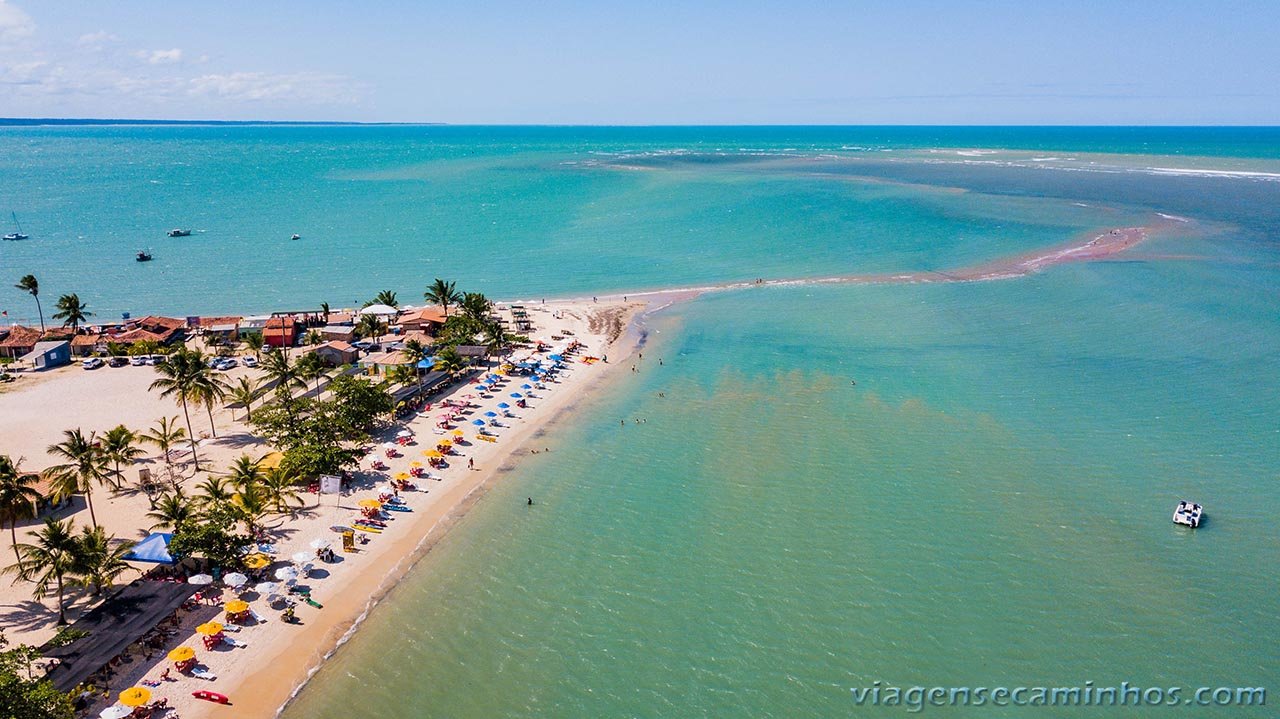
<box><xmin>1146</xmin><ymin>166</ymin><xmax>1280</xmax><ymax>181</ymax></box>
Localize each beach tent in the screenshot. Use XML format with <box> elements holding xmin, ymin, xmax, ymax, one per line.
<box><xmin>123</xmin><ymin>532</ymin><xmax>176</xmax><ymax>565</ymax></box>
<box><xmin>359</xmin><ymin>304</ymin><xmax>398</xmax><ymax>317</ymax></box>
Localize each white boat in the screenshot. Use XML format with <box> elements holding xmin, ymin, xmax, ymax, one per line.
<box><xmin>2</xmin><ymin>212</ymin><xmax>28</xmax><ymax>241</ymax></box>
<box><xmin>167</xmin><ymin>228</ymin><xmax>192</xmax><ymax>237</ymax></box>
<box><xmin>1172</xmin><ymin>500</ymin><xmax>1203</xmax><ymax>528</ymax></box>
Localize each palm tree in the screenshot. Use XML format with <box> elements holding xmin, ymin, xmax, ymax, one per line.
<box><xmin>225</xmin><ymin>455</ymin><xmax>264</xmax><ymax>495</ymax></box>
<box><xmin>70</xmin><ymin>525</ymin><xmax>134</xmax><ymax>596</ymax></box>
<box><xmin>424</xmin><ymin>278</ymin><xmax>462</xmax><ymax>318</ymax></box>
<box><xmin>243</xmin><ymin>332</ymin><xmax>266</xmax><ymax>360</ymax></box>
<box><xmin>228</xmin><ymin>376</ymin><xmax>263</xmax><ymax>422</ymax></box>
<box><xmin>43</xmin><ymin>429</ymin><xmax>109</xmax><ymax>530</ymax></box>
<box><xmin>232</xmin><ymin>485</ymin><xmax>268</xmax><ymax>536</ymax></box>
<box><xmin>303</xmin><ymin>329</ymin><xmax>324</xmax><ymax>346</ymax></box>
<box><xmin>367</xmin><ymin>290</ymin><xmax>398</xmax><ymax>308</ymax></box>
<box><xmin>319</xmin><ymin>301</ymin><xmax>331</xmax><ymax>324</ymax></box>
<box><xmin>14</xmin><ymin>275</ymin><xmax>45</xmax><ymax>333</ymax></box>
<box><xmin>433</xmin><ymin>346</ymin><xmax>467</xmax><ymax>375</ymax></box>
<box><xmin>148</xmin><ymin>349</ymin><xmax>207</xmax><ymax>470</ymax></box>
<box><xmin>129</xmin><ymin>338</ymin><xmax>161</xmax><ymax>357</ymax></box>
<box><xmin>191</xmin><ymin>359</ymin><xmax>230</xmax><ymax>438</ymax></box>
<box><xmin>100</xmin><ymin>425</ymin><xmax>143</xmax><ymax>491</ymax></box>
<box><xmin>460</xmin><ymin>292</ymin><xmax>491</xmax><ymax>322</ymax></box>
<box><xmin>260</xmin><ymin>467</ymin><xmax>304</xmax><ymax>514</ymax></box>
<box><xmin>261</xmin><ymin>348</ymin><xmax>306</xmax><ymax>399</ymax></box>
<box><xmin>51</xmin><ymin>293</ymin><xmax>92</xmax><ymax>332</ymax></box>
<box><xmin>354</xmin><ymin>313</ymin><xmax>386</xmax><ymax>341</ymax></box>
<box><xmin>295</xmin><ymin>351</ymin><xmax>327</xmax><ymax>395</ymax></box>
<box><xmin>146</xmin><ymin>488</ymin><xmax>195</xmax><ymax>531</ymax></box>
<box><xmin>194</xmin><ymin>475</ymin><xmax>233</xmax><ymax>509</ymax></box>
<box><xmin>0</xmin><ymin>455</ymin><xmax>41</xmax><ymax>567</ymax></box>
<box><xmin>387</xmin><ymin>363</ymin><xmax>417</xmax><ymax>389</ymax></box>
<box><xmin>3</xmin><ymin>517</ymin><xmax>79</xmax><ymax>624</ymax></box>
<box><xmin>141</xmin><ymin>416</ymin><xmax>186</xmax><ymax>471</ymax></box>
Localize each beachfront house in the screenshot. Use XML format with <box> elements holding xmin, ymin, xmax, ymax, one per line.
<box><xmin>239</xmin><ymin>315</ymin><xmax>271</xmax><ymax>337</ymax></box>
<box><xmin>70</xmin><ymin>332</ymin><xmax>107</xmax><ymax>357</ymax></box>
<box><xmin>0</xmin><ymin>325</ymin><xmax>42</xmax><ymax>359</ymax></box>
<box><xmin>358</xmin><ymin>349</ymin><xmax>414</xmax><ymax>376</ymax></box>
<box><xmin>318</xmin><ymin>325</ymin><xmax>357</xmax><ymax>342</ymax></box>
<box><xmin>263</xmin><ymin>316</ymin><xmax>301</xmax><ymax>348</ymax></box>
<box><xmin>397</xmin><ymin>305</ymin><xmax>448</xmax><ymax>334</ymax></box>
<box><xmin>20</xmin><ymin>340</ymin><xmax>71</xmax><ymax>370</ymax></box>
<box><xmin>455</xmin><ymin>344</ymin><xmax>490</xmax><ymax>366</ymax></box>
<box><xmin>314</xmin><ymin>340</ymin><xmax>359</xmax><ymax>367</ymax></box>
<box><xmin>198</xmin><ymin>316</ymin><xmax>242</xmax><ymax>343</ymax></box>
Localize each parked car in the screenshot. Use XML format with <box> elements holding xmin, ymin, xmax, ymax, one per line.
<box><xmin>217</xmin><ymin>358</ymin><xmax>238</xmax><ymax>370</ymax></box>
<box><xmin>145</xmin><ymin>355</ymin><xmax>165</xmax><ymax>365</ymax></box>
<box><xmin>130</xmin><ymin>355</ymin><xmax>148</xmax><ymax>366</ymax></box>
<box><xmin>242</xmin><ymin>356</ymin><xmax>259</xmax><ymax>368</ymax></box>
<box><xmin>107</xmin><ymin>356</ymin><xmax>128</xmax><ymax>367</ymax></box>
<box><xmin>82</xmin><ymin>357</ymin><xmax>104</xmax><ymax>370</ymax></box>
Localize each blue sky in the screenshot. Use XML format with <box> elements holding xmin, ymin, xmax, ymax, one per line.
<box><xmin>0</xmin><ymin>0</ymin><xmax>1276</xmax><ymax>124</ymax></box>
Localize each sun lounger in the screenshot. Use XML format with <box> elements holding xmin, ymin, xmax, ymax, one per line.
<box><xmin>191</xmin><ymin>667</ymin><xmax>218</xmax><ymax>681</ymax></box>
<box><xmin>249</xmin><ymin>609</ymin><xmax>268</xmax><ymax>624</ymax></box>
<box><xmin>223</xmin><ymin>636</ymin><xmax>247</xmax><ymax>648</ymax></box>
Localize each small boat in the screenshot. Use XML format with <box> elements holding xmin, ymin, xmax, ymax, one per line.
<box><xmin>291</xmin><ymin>233</ymin><xmax>301</xmax><ymax>240</ymax></box>
<box><xmin>191</xmin><ymin>690</ymin><xmax>230</xmax><ymax>704</ymax></box>
<box><xmin>167</xmin><ymin>228</ymin><xmax>192</xmax><ymax>237</ymax></box>
<box><xmin>1172</xmin><ymin>500</ymin><xmax>1203</xmax><ymax>528</ymax></box>
<box><xmin>136</xmin><ymin>250</ymin><xmax>153</xmax><ymax>262</ymax></box>
<box><xmin>2</xmin><ymin>212</ymin><xmax>28</xmax><ymax>241</ymax></box>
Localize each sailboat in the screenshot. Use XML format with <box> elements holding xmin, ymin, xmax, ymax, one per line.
<box><xmin>2</xmin><ymin>212</ymin><xmax>28</xmax><ymax>241</ymax></box>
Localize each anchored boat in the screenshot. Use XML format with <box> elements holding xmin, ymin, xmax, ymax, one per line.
<box><xmin>2</xmin><ymin>212</ymin><xmax>28</xmax><ymax>241</ymax></box>
<box><xmin>167</xmin><ymin>228</ymin><xmax>192</xmax><ymax>237</ymax></box>
<box><xmin>1172</xmin><ymin>500</ymin><xmax>1203</xmax><ymax>528</ymax></box>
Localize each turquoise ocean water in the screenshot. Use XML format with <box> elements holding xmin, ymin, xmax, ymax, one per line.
<box><xmin>2</xmin><ymin>127</ymin><xmax>1278</xmax><ymax>715</ymax></box>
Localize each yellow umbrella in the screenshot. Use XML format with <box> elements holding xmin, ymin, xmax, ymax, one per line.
<box><xmin>119</xmin><ymin>687</ymin><xmax>151</xmax><ymax>707</ymax></box>
<box><xmin>451</xmin><ymin>429</ymin><xmax>464</xmax><ymax>437</ymax></box>
<box><xmin>439</xmin><ymin>439</ymin><xmax>453</xmax><ymax>447</ymax></box>
<box><xmin>358</xmin><ymin>499</ymin><xmax>383</xmax><ymax>509</ymax></box>
<box><xmin>167</xmin><ymin>646</ymin><xmax>196</xmax><ymax>663</ymax></box>
<box><xmin>409</xmin><ymin>461</ymin><xmax>422</xmax><ymax>468</ymax></box>
<box><xmin>425</xmin><ymin>449</ymin><xmax>443</xmax><ymax>458</ymax></box>
<box><xmin>394</xmin><ymin>472</ymin><xmax>411</xmax><ymax>480</ymax></box>
<box><xmin>196</xmin><ymin>621</ymin><xmax>224</xmax><ymax>636</ymax></box>
<box><xmin>243</xmin><ymin>553</ymin><xmax>270</xmax><ymax>570</ymax></box>
<box><xmin>224</xmin><ymin>599</ymin><xmax>250</xmax><ymax>614</ymax></box>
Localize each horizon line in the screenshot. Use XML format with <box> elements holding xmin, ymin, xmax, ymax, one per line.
<box><xmin>1</xmin><ymin>118</ymin><xmax>1279</xmax><ymax>129</ymax></box>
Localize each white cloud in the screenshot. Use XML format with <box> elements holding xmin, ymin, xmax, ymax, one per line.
<box><xmin>134</xmin><ymin>47</ymin><xmax>183</xmax><ymax>65</ymax></box>
<box><xmin>0</xmin><ymin>0</ymin><xmax>35</xmax><ymax>43</ymax></box>
<box><xmin>188</xmin><ymin>71</ymin><xmax>358</xmax><ymax>104</ymax></box>
<box><xmin>77</xmin><ymin>30</ymin><xmax>120</xmax><ymax>49</ymax></box>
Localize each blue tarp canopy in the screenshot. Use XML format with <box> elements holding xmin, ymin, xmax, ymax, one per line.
<box><xmin>123</xmin><ymin>532</ymin><xmax>176</xmax><ymax>564</ymax></box>
<box><xmin>416</xmin><ymin>357</ymin><xmax>436</xmax><ymax>368</ymax></box>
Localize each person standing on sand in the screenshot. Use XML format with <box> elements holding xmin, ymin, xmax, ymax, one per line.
<box><xmin>468</xmin><ymin>457</ymin><xmax>474</xmax><ymax>470</ymax></box>
<box><xmin>527</xmin><ymin>497</ymin><xmax>533</xmax><ymax>506</ymax></box>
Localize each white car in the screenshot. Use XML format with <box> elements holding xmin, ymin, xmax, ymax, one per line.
<box><xmin>217</xmin><ymin>358</ymin><xmax>238</xmax><ymax>370</ymax></box>
<box><xmin>82</xmin><ymin>357</ymin><xmax>104</xmax><ymax>370</ymax></box>
<box><xmin>130</xmin><ymin>355</ymin><xmax>147</xmax><ymax>366</ymax></box>
<box><xmin>242</xmin><ymin>356</ymin><xmax>258</xmax><ymax>368</ymax></box>
<box><xmin>145</xmin><ymin>355</ymin><xmax>164</xmax><ymax>365</ymax></box>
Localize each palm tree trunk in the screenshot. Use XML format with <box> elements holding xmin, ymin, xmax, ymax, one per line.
<box><xmin>55</xmin><ymin>572</ymin><xmax>67</xmax><ymax>625</ymax></box>
<box><xmin>9</xmin><ymin>521</ymin><xmax>21</xmax><ymax>570</ymax></box>
<box><xmin>84</xmin><ymin>484</ymin><xmax>98</xmax><ymax>530</ymax></box>
<box><xmin>34</xmin><ymin>296</ymin><xmax>45</xmax><ymax>333</ymax></box>
<box><xmin>206</xmin><ymin>403</ymin><xmax>219</xmax><ymax>438</ymax></box>
<box><xmin>180</xmin><ymin>399</ymin><xmax>201</xmax><ymax>471</ymax></box>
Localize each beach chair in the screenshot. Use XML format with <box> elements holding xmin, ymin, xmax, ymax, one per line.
<box><xmin>191</xmin><ymin>667</ymin><xmax>218</xmax><ymax>681</ymax></box>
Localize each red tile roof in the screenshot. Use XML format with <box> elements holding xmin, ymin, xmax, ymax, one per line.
<box><xmin>0</xmin><ymin>325</ymin><xmax>42</xmax><ymax>349</ymax></box>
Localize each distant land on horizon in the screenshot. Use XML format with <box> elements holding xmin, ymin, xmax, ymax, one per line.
<box><xmin>0</xmin><ymin>118</ymin><xmax>437</xmax><ymax>127</ymax></box>
<box><xmin>2</xmin><ymin>119</ymin><xmax>1277</xmax><ymax>129</ymax></box>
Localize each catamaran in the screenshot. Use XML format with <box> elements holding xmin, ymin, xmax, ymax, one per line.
<box><xmin>2</xmin><ymin>212</ymin><xmax>28</xmax><ymax>241</ymax></box>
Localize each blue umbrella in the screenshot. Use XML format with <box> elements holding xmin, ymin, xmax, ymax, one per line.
<box><xmin>548</xmin><ymin>354</ymin><xmax>564</xmax><ymax>361</ymax></box>
<box><xmin>484</xmin><ymin>411</ymin><xmax>498</xmax><ymax>417</ymax></box>
<box><xmin>510</xmin><ymin>392</ymin><xmax>522</xmax><ymax>398</ymax></box>
<box><xmin>521</xmin><ymin>384</ymin><xmax>533</xmax><ymax>390</ymax></box>
<box><xmin>497</xmin><ymin>402</ymin><xmax>510</xmax><ymax>409</ymax></box>
<box><xmin>472</xmin><ymin>419</ymin><xmax>486</xmax><ymax>426</ymax></box>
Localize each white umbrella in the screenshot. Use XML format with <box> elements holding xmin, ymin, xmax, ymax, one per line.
<box><xmin>310</xmin><ymin>537</ymin><xmax>332</xmax><ymax>550</ymax></box>
<box><xmin>188</xmin><ymin>574</ymin><xmax>214</xmax><ymax>586</ymax></box>
<box><xmin>101</xmin><ymin>705</ymin><xmax>133</xmax><ymax>719</ymax></box>
<box><xmin>253</xmin><ymin>581</ymin><xmax>280</xmax><ymax>595</ymax></box>
<box><xmin>223</xmin><ymin>572</ymin><xmax>249</xmax><ymax>588</ymax></box>
<box><xmin>396</xmin><ymin>430</ymin><xmax>413</xmax><ymax>438</ymax></box>
<box><xmin>381</xmin><ymin>442</ymin><xmax>397</xmax><ymax>449</ymax></box>
<box><xmin>291</xmin><ymin>551</ymin><xmax>313</xmax><ymax>564</ymax></box>
<box><xmin>274</xmin><ymin>566</ymin><xmax>299</xmax><ymax>582</ymax></box>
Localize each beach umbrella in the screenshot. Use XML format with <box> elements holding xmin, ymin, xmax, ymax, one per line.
<box><xmin>497</xmin><ymin>402</ymin><xmax>510</xmax><ymax>409</ymax></box>
<box><xmin>409</xmin><ymin>461</ymin><xmax>422</xmax><ymax>467</ymax></box>
<box><xmin>452</xmin><ymin>429</ymin><xmax>465</xmax><ymax>436</ymax></box>
<box><xmin>381</xmin><ymin>441</ymin><xmax>397</xmax><ymax>449</ymax></box>
<box><xmin>254</xmin><ymin>581</ymin><xmax>280</xmax><ymax>595</ymax></box>
<box><xmin>484</xmin><ymin>411</ymin><xmax>498</xmax><ymax>417</ymax></box>
<box><xmin>195</xmin><ymin>621</ymin><xmax>224</xmax><ymax>636</ymax></box>
<box><xmin>521</xmin><ymin>384</ymin><xmax>532</xmax><ymax>390</ymax></box>
<box><xmin>310</xmin><ymin>537</ymin><xmax>332</xmax><ymax>550</ymax></box>
<box><xmin>167</xmin><ymin>646</ymin><xmax>196</xmax><ymax>663</ymax></box>
<box><xmin>472</xmin><ymin>419</ymin><xmax>486</xmax><ymax>426</ymax></box>
<box><xmin>358</xmin><ymin>499</ymin><xmax>383</xmax><ymax>509</ymax></box>
<box><xmin>223</xmin><ymin>572</ymin><xmax>249</xmax><ymax>588</ymax></box>
<box><xmin>188</xmin><ymin>573</ymin><xmax>214</xmax><ymax>586</ymax></box>
<box><xmin>439</xmin><ymin>439</ymin><xmax>453</xmax><ymax>447</ymax></box>
<box><xmin>510</xmin><ymin>393</ymin><xmax>522</xmax><ymax>398</ymax></box>
<box><xmin>426</xmin><ymin>449</ymin><xmax>444</xmax><ymax>458</ymax></box>
<box><xmin>224</xmin><ymin>599</ymin><xmax>250</xmax><ymax>614</ymax></box>
<box><xmin>394</xmin><ymin>471</ymin><xmax>411</xmax><ymax>480</ymax></box>
<box><xmin>548</xmin><ymin>354</ymin><xmax>564</xmax><ymax>361</ymax></box>
<box><xmin>292</xmin><ymin>551</ymin><xmax>314</xmax><ymax>564</ymax></box>
<box><xmin>396</xmin><ymin>430</ymin><xmax>413</xmax><ymax>438</ymax></box>
<box><xmin>275</xmin><ymin>566</ymin><xmax>299</xmax><ymax>582</ymax></box>
<box><xmin>100</xmin><ymin>704</ymin><xmax>133</xmax><ymax>719</ymax></box>
<box><xmin>242</xmin><ymin>553</ymin><xmax>270</xmax><ymax>570</ymax></box>
<box><xmin>118</xmin><ymin>687</ymin><xmax>151</xmax><ymax>707</ymax></box>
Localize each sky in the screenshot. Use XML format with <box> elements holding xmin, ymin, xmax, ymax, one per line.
<box><xmin>0</xmin><ymin>0</ymin><xmax>1277</xmax><ymax>124</ymax></box>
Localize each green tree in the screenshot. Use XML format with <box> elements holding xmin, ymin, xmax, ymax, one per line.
<box><xmin>0</xmin><ymin>457</ymin><xmax>40</xmax><ymax>568</ymax></box>
<box><xmin>69</xmin><ymin>526</ymin><xmax>133</xmax><ymax>597</ymax></box>
<box><xmin>42</xmin><ymin>430</ymin><xmax>109</xmax><ymax>530</ymax></box>
<box><xmin>242</xmin><ymin>332</ymin><xmax>265</xmax><ymax>359</ymax></box>
<box><xmin>460</xmin><ymin>292</ymin><xmax>491</xmax><ymax>322</ymax></box>
<box><xmin>146</xmin><ymin>488</ymin><xmax>195</xmax><ymax>531</ymax></box>
<box><xmin>228</xmin><ymin>376</ymin><xmax>263</xmax><ymax>422</ymax></box>
<box><xmin>0</xmin><ymin>631</ymin><xmax>76</xmax><ymax>719</ymax></box>
<box><xmin>319</xmin><ymin>301</ymin><xmax>330</xmax><ymax>323</ymax></box>
<box><xmin>367</xmin><ymin>290</ymin><xmax>398</xmax><ymax>308</ymax></box>
<box><xmin>100</xmin><ymin>425</ymin><xmax>143</xmax><ymax>492</ymax></box>
<box><xmin>387</xmin><ymin>363</ymin><xmax>417</xmax><ymax>387</ymax></box>
<box><xmin>193</xmin><ymin>475</ymin><xmax>233</xmax><ymax>510</ymax></box>
<box><xmin>303</xmin><ymin>328</ymin><xmax>324</xmax><ymax>346</ymax></box>
<box><xmin>260</xmin><ymin>467</ymin><xmax>304</xmax><ymax>514</ymax></box>
<box><xmin>295</xmin><ymin>351</ymin><xmax>327</xmax><ymax>395</ymax></box>
<box><xmin>192</xmin><ymin>360</ymin><xmax>230</xmax><ymax>439</ymax></box>
<box><xmin>167</xmin><ymin>504</ymin><xmax>251</xmax><ymax>568</ymax></box>
<box><xmin>354</xmin><ymin>313</ymin><xmax>386</xmax><ymax>340</ymax></box>
<box><xmin>433</xmin><ymin>346</ymin><xmax>467</xmax><ymax>375</ymax></box>
<box><xmin>148</xmin><ymin>349</ymin><xmax>208</xmax><ymax>470</ymax></box>
<box><xmin>261</xmin><ymin>348</ymin><xmax>306</xmax><ymax>400</ymax></box>
<box><xmin>50</xmin><ymin>294</ymin><xmax>91</xmax><ymax>333</ymax></box>
<box><xmin>127</xmin><ymin>338</ymin><xmax>160</xmax><ymax>357</ymax></box>
<box><xmin>13</xmin><ymin>275</ymin><xmax>45</xmax><ymax>334</ymax></box>
<box><xmin>423</xmin><ymin>278</ymin><xmax>462</xmax><ymax>318</ymax></box>
<box><xmin>2</xmin><ymin>518</ymin><xmax>79</xmax><ymax>625</ymax></box>
<box><xmin>140</xmin><ymin>416</ymin><xmax>186</xmax><ymax>472</ymax></box>
<box><xmin>225</xmin><ymin>455</ymin><xmax>264</xmax><ymax>495</ymax></box>
<box><xmin>400</xmin><ymin>338</ymin><xmax>429</xmax><ymax>395</ymax></box>
<box><xmin>232</xmin><ymin>484</ymin><xmax>268</xmax><ymax>536</ymax></box>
